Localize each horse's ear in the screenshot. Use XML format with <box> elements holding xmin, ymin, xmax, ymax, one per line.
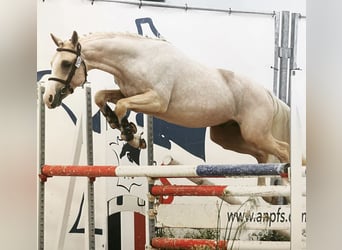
<box><xmin>71</xmin><ymin>31</ymin><xmax>78</xmax><ymax>46</ymax></box>
<box><xmin>50</xmin><ymin>33</ymin><xmax>63</xmax><ymax>47</ymax></box>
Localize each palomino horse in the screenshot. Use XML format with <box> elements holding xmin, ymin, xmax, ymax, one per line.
<box><xmin>43</xmin><ymin>31</ymin><xmax>290</xmax><ymax>165</ymax></box>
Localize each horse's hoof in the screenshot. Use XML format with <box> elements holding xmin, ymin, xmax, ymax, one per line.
<box><xmin>139</xmin><ymin>138</ymin><xmax>146</xmax><ymax>149</ymax></box>
<box><xmin>120</xmin><ymin>133</ymin><xmax>134</xmax><ymax>142</ymax></box>
<box><xmin>106</xmin><ymin>117</ymin><xmax>118</xmax><ymax>129</ymax></box>
<box><xmin>109</xmin><ymin>122</ymin><xmax>117</xmax><ymax>129</ymax></box>
<box><xmin>129</xmin><ymin>122</ymin><xmax>137</xmax><ymax>134</ymax></box>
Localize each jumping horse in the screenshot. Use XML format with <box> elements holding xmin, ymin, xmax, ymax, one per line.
<box><xmin>43</xmin><ymin>31</ymin><xmax>290</xmax><ymax>165</ymax></box>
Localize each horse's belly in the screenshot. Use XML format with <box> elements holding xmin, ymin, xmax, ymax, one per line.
<box><xmin>154</xmin><ymin>104</ymin><xmax>234</xmax><ymax>128</ymax></box>
<box><xmin>157</xmin><ymin>82</ymin><xmax>235</xmax><ymax>127</ymax></box>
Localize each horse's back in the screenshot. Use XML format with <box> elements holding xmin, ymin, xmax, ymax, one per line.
<box><xmin>118</xmin><ymin>37</ymin><xmax>288</xmax><ymax>131</ymax></box>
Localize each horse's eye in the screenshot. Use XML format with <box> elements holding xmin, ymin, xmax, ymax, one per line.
<box><xmin>61</xmin><ymin>60</ymin><xmax>72</xmax><ymax>68</ymax></box>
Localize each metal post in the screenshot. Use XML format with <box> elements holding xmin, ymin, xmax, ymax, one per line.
<box><xmin>145</xmin><ymin>178</ymin><xmax>156</xmax><ymax>249</ymax></box>
<box><xmin>289</xmin><ymin>13</ymin><xmax>300</xmax><ymax>73</ymax></box>
<box><xmin>146</xmin><ymin>113</ymin><xmax>154</xmax><ymax>248</ymax></box>
<box><xmin>272</xmin><ymin>11</ymin><xmax>281</xmax><ymax>96</ymax></box>
<box><xmin>288</xmin><ymin>13</ymin><xmax>300</xmax><ymax>106</ymax></box>
<box><xmin>85</xmin><ymin>85</ymin><xmax>96</xmax><ymax>250</ymax></box>
<box><xmin>37</xmin><ymin>85</ymin><xmax>45</xmax><ymax>250</ymax></box>
<box><xmin>147</xmin><ymin>115</ymin><xmax>154</xmax><ymax>165</ymax></box>
<box><xmin>279</xmin><ymin>11</ymin><xmax>290</xmax><ymax>104</ymax></box>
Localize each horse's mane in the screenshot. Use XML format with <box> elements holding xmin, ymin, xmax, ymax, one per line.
<box><xmin>79</xmin><ymin>32</ymin><xmax>167</xmax><ymax>43</ymax></box>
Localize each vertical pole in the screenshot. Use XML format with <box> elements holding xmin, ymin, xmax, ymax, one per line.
<box><xmin>279</xmin><ymin>11</ymin><xmax>290</xmax><ymax>104</ymax></box>
<box><xmin>145</xmin><ymin>115</ymin><xmax>154</xmax><ymax>248</ymax></box>
<box><xmin>145</xmin><ymin>178</ymin><xmax>155</xmax><ymax>249</ymax></box>
<box><xmin>37</xmin><ymin>85</ymin><xmax>45</xmax><ymax>250</ymax></box>
<box><xmin>289</xmin><ymin>13</ymin><xmax>303</xmax><ymax>250</ymax></box>
<box><xmin>85</xmin><ymin>85</ymin><xmax>96</xmax><ymax>250</ymax></box>
<box><xmin>272</xmin><ymin>11</ymin><xmax>281</xmax><ymax>96</ymax></box>
<box><xmin>288</xmin><ymin>13</ymin><xmax>300</xmax><ymax>106</ymax></box>
<box><xmin>147</xmin><ymin>115</ymin><xmax>154</xmax><ymax>165</ymax></box>
<box><xmin>289</xmin><ymin>13</ymin><xmax>299</xmax><ymax>73</ymax></box>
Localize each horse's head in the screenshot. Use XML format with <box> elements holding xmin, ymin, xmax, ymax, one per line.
<box><xmin>43</xmin><ymin>31</ymin><xmax>87</xmax><ymax>108</ymax></box>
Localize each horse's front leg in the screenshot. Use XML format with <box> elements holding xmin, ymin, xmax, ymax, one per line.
<box><xmin>115</xmin><ymin>89</ymin><xmax>168</xmax><ymax>148</ymax></box>
<box><xmin>94</xmin><ymin>89</ymin><xmax>147</xmax><ymax>149</ymax></box>
<box><xmin>94</xmin><ymin>89</ymin><xmax>123</xmax><ymax>129</ymax></box>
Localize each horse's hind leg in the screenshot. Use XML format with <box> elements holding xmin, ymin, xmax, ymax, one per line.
<box><xmin>238</xmin><ymin>115</ymin><xmax>289</xmax><ymax>204</ymax></box>
<box><xmin>210</xmin><ymin>122</ymin><xmax>268</xmax><ymax>162</ymax></box>
<box><xmin>255</xmin><ymin>134</ymin><xmax>289</xmax><ymax>163</ymax></box>
<box><xmin>238</xmin><ymin>108</ymin><xmax>290</xmax><ymax>163</ymax></box>
<box><xmin>210</xmin><ymin>123</ymin><xmax>280</xmax><ymax>204</ymax></box>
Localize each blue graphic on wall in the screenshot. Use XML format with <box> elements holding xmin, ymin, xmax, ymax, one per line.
<box><xmin>69</xmin><ymin>193</ymin><xmax>103</xmax><ymax>235</ymax></box>
<box><xmin>135</xmin><ymin>17</ymin><xmax>161</xmax><ymax>37</ymax></box>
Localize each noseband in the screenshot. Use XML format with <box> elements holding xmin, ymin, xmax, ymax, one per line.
<box><xmin>48</xmin><ymin>43</ymin><xmax>88</xmax><ymax>94</ymax></box>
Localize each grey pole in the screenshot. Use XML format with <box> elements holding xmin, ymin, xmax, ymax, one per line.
<box><xmin>272</xmin><ymin>12</ymin><xmax>281</xmax><ymax>96</ymax></box>
<box><xmin>85</xmin><ymin>85</ymin><xmax>96</xmax><ymax>250</ymax></box>
<box><xmin>288</xmin><ymin>13</ymin><xmax>300</xmax><ymax>106</ymax></box>
<box><xmin>278</xmin><ymin>11</ymin><xmax>290</xmax><ymax>104</ymax></box>
<box><xmin>38</xmin><ymin>85</ymin><xmax>46</xmax><ymax>250</ymax></box>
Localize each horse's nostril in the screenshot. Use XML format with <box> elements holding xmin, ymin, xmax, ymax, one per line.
<box><xmin>49</xmin><ymin>95</ymin><xmax>53</xmax><ymax>103</ymax></box>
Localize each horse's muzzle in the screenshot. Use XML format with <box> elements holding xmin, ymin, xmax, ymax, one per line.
<box><xmin>46</xmin><ymin>90</ymin><xmax>64</xmax><ymax>109</ymax></box>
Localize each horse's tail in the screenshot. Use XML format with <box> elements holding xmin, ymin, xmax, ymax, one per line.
<box><xmin>269</xmin><ymin>92</ymin><xmax>290</xmax><ymax>145</ymax></box>
<box><xmin>270</xmin><ymin>92</ymin><xmax>307</xmax><ymax>166</ymax></box>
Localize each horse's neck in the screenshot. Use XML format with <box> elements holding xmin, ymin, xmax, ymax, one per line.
<box><xmin>80</xmin><ymin>34</ymin><xmax>139</xmax><ymax>75</ymax></box>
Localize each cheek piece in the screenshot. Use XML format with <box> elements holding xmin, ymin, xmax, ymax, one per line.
<box><xmin>48</xmin><ymin>43</ymin><xmax>88</xmax><ymax>94</ymax></box>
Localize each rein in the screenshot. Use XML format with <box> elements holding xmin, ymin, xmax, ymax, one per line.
<box><xmin>48</xmin><ymin>43</ymin><xmax>88</xmax><ymax>94</ymax></box>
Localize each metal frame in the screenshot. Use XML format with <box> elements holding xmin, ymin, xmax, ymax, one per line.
<box><xmin>278</xmin><ymin>11</ymin><xmax>291</xmax><ymax>104</ymax></box>
<box><xmin>37</xmin><ymin>86</ymin><xmax>45</xmax><ymax>250</ymax></box>
<box><xmin>90</xmin><ymin>0</ymin><xmax>277</xmax><ymax>17</ymax></box>
<box><xmin>37</xmin><ymin>84</ymin><xmax>95</xmax><ymax>250</ymax></box>
<box><xmin>272</xmin><ymin>12</ymin><xmax>281</xmax><ymax>96</ymax></box>
<box><xmin>288</xmin><ymin>13</ymin><xmax>301</xmax><ymax>106</ymax></box>
<box><xmin>85</xmin><ymin>85</ymin><xmax>95</xmax><ymax>250</ymax></box>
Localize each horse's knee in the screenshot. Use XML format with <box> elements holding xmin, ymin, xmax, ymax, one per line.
<box><xmin>263</xmin><ymin>139</ymin><xmax>289</xmax><ymax>163</ymax></box>
<box><xmin>242</xmin><ymin>130</ymin><xmax>288</xmax><ymax>163</ymax></box>
<box><xmin>115</xmin><ymin>100</ymin><xmax>128</xmax><ymax>120</ymax></box>
<box><xmin>278</xmin><ymin>144</ymin><xmax>290</xmax><ymax>163</ymax></box>
<box><xmin>94</xmin><ymin>90</ymin><xmax>106</xmax><ymax>107</ymax></box>
<box><xmin>272</xmin><ymin>139</ymin><xmax>289</xmax><ymax>162</ymax></box>
<box><xmin>255</xmin><ymin>153</ymin><xmax>269</xmax><ymax>163</ymax></box>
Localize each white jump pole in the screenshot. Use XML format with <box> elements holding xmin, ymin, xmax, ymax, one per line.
<box><xmin>41</xmin><ymin>163</ymin><xmax>289</xmax><ymax>178</ymax></box>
